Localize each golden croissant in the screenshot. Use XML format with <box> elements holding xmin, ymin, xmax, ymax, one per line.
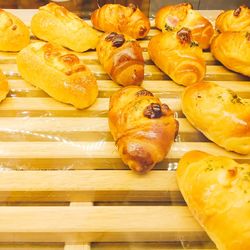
<box><xmin>155</xmin><ymin>3</ymin><xmax>214</xmax><ymax>49</ymax></box>
<box><xmin>109</xmin><ymin>86</ymin><xmax>179</xmax><ymax>173</ymax></box>
<box><xmin>0</xmin><ymin>69</ymin><xmax>9</xmax><ymax>102</ymax></box>
<box><xmin>177</xmin><ymin>150</ymin><xmax>250</xmax><ymax>250</ymax></box>
<box><xmin>17</xmin><ymin>42</ymin><xmax>98</xmax><ymax>109</ymax></box>
<box><xmin>216</xmin><ymin>5</ymin><xmax>250</xmax><ymax>32</ymax></box>
<box><xmin>0</xmin><ymin>9</ymin><xmax>30</xmax><ymax>51</ymax></box>
<box><xmin>211</xmin><ymin>31</ymin><xmax>250</xmax><ymax>77</ymax></box>
<box><xmin>148</xmin><ymin>27</ymin><xmax>206</xmax><ymax>86</ymax></box>
<box><xmin>91</xmin><ymin>3</ymin><xmax>150</xmax><ymax>39</ymax></box>
<box><xmin>182</xmin><ymin>82</ymin><xmax>250</xmax><ymax>154</ymax></box>
<box><xmin>31</xmin><ymin>3</ymin><xmax>100</xmax><ymax>52</ymax></box>
<box><xmin>97</xmin><ymin>32</ymin><xmax>144</xmax><ymax>86</ymax></box>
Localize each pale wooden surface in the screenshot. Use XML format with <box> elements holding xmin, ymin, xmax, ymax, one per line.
<box><xmin>0</xmin><ymin>8</ymin><xmax>249</xmax><ymax>250</ymax></box>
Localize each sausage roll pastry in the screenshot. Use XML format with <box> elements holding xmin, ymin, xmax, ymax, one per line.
<box><xmin>0</xmin><ymin>69</ymin><xmax>9</xmax><ymax>102</ymax></box>
<box><xmin>182</xmin><ymin>82</ymin><xmax>250</xmax><ymax>154</ymax></box>
<box><xmin>109</xmin><ymin>86</ymin><xmax>179</xmax><ymax>173</ymax></box>
<box><xmin>97</xmin><ymin>32</ymin><xmax>144</xmax><ymax>86</ymax></box>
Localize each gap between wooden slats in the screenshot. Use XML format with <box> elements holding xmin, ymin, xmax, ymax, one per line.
<box><xmin>0</xmin><ymin>206</ymin><xmax>208</xmax><ymax>242</ymax></box>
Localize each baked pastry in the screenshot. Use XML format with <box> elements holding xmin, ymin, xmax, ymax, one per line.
<box><xmin>216</xmin><ymin>5</ymin><xmax>250</xmax><ymax>32</ymax></box>
<box><xmin>91</xmin><ymin>3</ymin><xmax>150</xmax><ymax>39</ymax></box>
<box><xmin>155</xmin><ymin>3</ymin><xmax>214</xmax><ymax>49</ymax></box>
<box><xmin>17</xmin><ymin>42</ymin><xmax>98</xmax><ymax>109</ymax></box>
<box><xmin>148</xmin><ymin>27</ymin><xmax>206</xmax><ymax>86</ymax></box>
<box><xmin>0</xmin><ymin>9</ymin><xmax>30</xmax><ymax>51</ymax></box>
<box><xmin>182</xmin><ymin>82</ymin><xmax>250</xmax><ymax>154</ymax></box>
<box><xmin>211</xmin><ymin>31</ymin><xmax>250</xmax><ymax>77</ymax></box>
<box><xmin>31</xmin><ymin>3</ymin><xmax>100</xmax><ymax>52</ymax></box>
<box><xmin>97</xmin><ymin>32</ymin><xmax>144</xmax><ymax>86</ymax></box>
<box><xmin>177</xmin><ymin>150</ymin><xmax>250</xmax><ymax>250</ymax></box>
<box><xmin>109</xmin><ymin>86</ymin><xmax>179</xmax><ymax>173</ymax></box>
<box><xmin>0</xmin><ymin>69</ymin><xmax>9</xmax><ymax>102</ymax></box>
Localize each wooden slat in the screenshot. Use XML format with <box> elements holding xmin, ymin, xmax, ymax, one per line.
<box><xmin>0</xmin><ymin>170</ymin><xmax>181</xmax><ymax>202</ymax></box>
<box><xmin>0</xmin><ymin>244</ymin><xmax>63</xmax><ymax>250</ymax></box>
<box><xmin>0</xmin><ymin>206</ymin><xmax>207</xmax><ymax>242</ymax></box>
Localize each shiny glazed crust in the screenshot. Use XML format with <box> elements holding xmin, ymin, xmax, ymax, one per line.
<box><xmin>97</xmin><ymin>32</ymin><xmax>144</xmax><ymax>86</ymax></box>
<box><xmin>109</xmin><ymin>86</ymin><xmax>179</xmax><ymax>173</ymax></box>
<box><xmin>91</xmin><ymin>4</ymin><xmax>150</xmax><ymax>39</ymax></box>
<box><xmin>182</xmin><ymin>82</ymin><xmax>250</xmax><ymax>154</ymax></box>
<box><xmin>211</xmin><ymin>31</ymin><xmax>250</xmax><ymax>77</ymax></box>
<box><xmin>177</xmin><ymin>150</ymin><xmax>250</xmax><ymax>250</ymax></box>
<box><xmin>31</xmin><ymin>3</ymin><xmax>100</xmax><ymax>52</ymax></box>
<box><xmin>0</xmin><ymin>70</ymin><xmax>9</xmax><ymax>102</ymax></box>
<box><xmin>155</xmin><ymin>3</ymin><xmax>214</xmax><ymax>49</ymax></box>
<box><xmin>0</xmin><ymin>9</ymin><xmax>30</xmax><ymax>51</ymax></box>
<box><xmin>216</xmin><ymin>5</ymin><xmax>250</xmax><ymax>32</ymax></box>
<box><xmin>17</xmin><ymin>42</ymin><xmax>98</xmax><ymax>109</ymax></box>
<box><xmin>148</xmin><ymin>29</ymin><xmax>206</xmax><ymax>86</ymax></box>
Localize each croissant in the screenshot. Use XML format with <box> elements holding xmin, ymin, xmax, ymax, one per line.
<box><xmin>155</xmin><ymin>3</ymin><xmax>214</xmax><ymax>49</ymax></box>
<box><xmin>97</xmin><ymin>32</ymin><xmax>144</xmax><ymax>86</ymax></box>
<box><xmin>182</xmin><ymin>82</ymin><xmax>250</xmax><ymax>154</ymax></box>
<box><xmin>177</xmin><ymin>150</ymin><xmax>250</xmax><ymax>250</ymax></box>
<box><xmin>109</xmin><ymin>86</ymin><xmax>179</xmax><ymax>173</ymax></box>
<box><xmin>31</xmin><ymin>3</ymin><xmax>100</xmax><ymax>52</ymax></box>
<box><xmin>91</xmin><ymin>3</ymin><xmax>150</xmax><ymax>39</ymax></box>
<box><xmin>17</xmin><ymin>42</ymin><xmax>98</xmax><ymax>109</ymax></box>
<box><xmin>148</xmin><ymin>27</ymin><xmax>206</xmax><ymax>86</ymax></box>
<box><xmin>0</xmin><ymin>9</ymin><xmax>30</xmax><ymax>51</ymax></box>
<box><xmin>0</xmin><ymin>69</ymin><xmax>9</xmax><ymax>102</ymax></box>
<box><xmin>216</xmin><ymin>5</ymin><xmax>250</xmax><ymax>32</ymax></box>
<box><xmin>211</xmin><ymin>31</ymin><xmax>250</xmax><ymax>77</ymax></box>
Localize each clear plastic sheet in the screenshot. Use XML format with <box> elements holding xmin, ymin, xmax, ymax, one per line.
<box><xmin>0</xmin><ymin>6</ymin><xmax>248</xmax><ymax>250</ymax></box>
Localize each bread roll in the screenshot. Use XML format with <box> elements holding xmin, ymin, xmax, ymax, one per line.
<box><xmin>109</xmin><ymin>86</ymin><xmax>179</xmax><ymax>173</ymax></box>
<box><xmin>211</xmin><ymin>31</ymin><xmax>250</xmax><ymax>77</ymax></box>
<box><xmin>148</xmin><ymin>27</ymin><xmax>206</xmax><ymax>86</ymax></box>
<box><xmin>31</xmin><ymin>3</ymin><xmax>100</xmax><ymax>52</ymax></box>
<box><xmin>182</xmin><ymin>82</ymin><xmax>250</xmax><ymax>154</ymax></box>
<box><xmin>0</xmin><ymin>69</ymin><xmax>9</xmax><ymax>102</ymax></box>
<box><xmin>91</xmin><ymin>3</ymin><xmax>150</xmax><ymax>39</ymax></box>
<box><xmin>177</xmin><ymin>150</ymin><xmax>250</xmax><ymax>250</ymax></box>
<box><xmin>155</xmin><ymin>3</ymin><xmax>214</xmax><ymax>49</ymax></box>
<box><xmin>97</xmin><ymin>32</ymin><xmax>144</xmax><ymax>86</ymax></box>
<box><xmin>17</xmin><ymin>42</ymin><xmax>98</xmax><ymax>109</ymax></box>
<box><xmin>216</xmin><ymin>5</ymin><xmax>250</xmax><ymax>32</ymax></box>
<box><xmin>0</xmin><ymin>9</ymin><xmax>30</xmax><ymax>52</ymax></box>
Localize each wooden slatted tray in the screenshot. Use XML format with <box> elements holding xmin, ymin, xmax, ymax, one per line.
<box><xmin>0</xmin><ymin>9</ymin><xmax>249</xmax><ymax>250</ymax></box>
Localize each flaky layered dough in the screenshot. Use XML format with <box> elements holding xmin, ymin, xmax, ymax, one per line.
<box><xmin>155</xmin><ymin>3</ymin><xmax>214</xmax><ymax>49</ymax></box>
<box><xmin>216</xmin><ymin>5</ymin><xmax>250</xmax><ymax>32</ymax></box>
<box><xmin>97</xmin><ymin>32</ymin><xmax>144</xmax><ymax>86</ymax></box>
<box><xmin>31</xmin><ymin>3</ymin><xmax>100</xmax><ymax>52</ymax></box>
<box><xmin>211</xmin><ymin>31</ymin><xmax>250</xmax><ymax>77</ymax></box>
<box><xmin>177</xmin><ymin>150</ymin><xmax>250</xmax><ymax>250</ymax></box>
<box><xmin>148</xmin><ymin>28</ymin><xmax>206</xmax><ymax>86</ymax></box>
<box><xmin>0</xmin><ymin>69</ymin><xmax>9</xmax><ymax>102</ymax></box>
<box><xmin>109</xmin><ymin>86</ymin><xmax>178</xmax><ymax>173</ymax></box>
<box><xmin>182</xmin><ymin>82</ymin><xmax>250</xmax><ymax>154</ymax></box>
<box><xmin>17</xmin><ymin>42</ymin><xmax>98</xmax><ymax>109</ymax></box>
<box><xmin>0</xmin><ymin>9</ymin><xmax>30</xmax><ymax>51</ymax></box>
<box><xmin>91</xmin><ymin>3</ymin><xmax>150</xmax><ymax>39</ymax></box>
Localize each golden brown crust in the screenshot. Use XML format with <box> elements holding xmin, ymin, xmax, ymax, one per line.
<box><xmin>211</xmin><ymin>31</ymin><xmax>250</xmax><ymax>77</ymax></box>
<box><xmin>177</xmin><ymin>150</ymin><xmax>250</xmax><ymax>250</ymax></box>
<box><xmin>148</xmin><ymin>28</ymin><xmax>206</xmax><ymax>86</ymax></box>
<box><xmin>97</xmin><ymin>32</ymin><xmax>144</xmax><ymax>86</ymax></box>
<box><xmin>17</xmin><ymin>42</ymin><xmax>98</xmax><ymax>109</ymax></box>
<box><xmin>109</xmin><ymin>86</ymin><xmax>178</xmax><ymax>173</ymax></box>
<box><xmin>0</xmin><ymin>69</ymin><xmax>9</xmax><ymax>102</ymax></box>
<box><xmin>91</xmin><ymin>4</ymin><xmax>150</xmax><ymax>39</ymax></box>
<box><xmin>216</xmin><ymin>5</ymin><xmax>250</xmax><ymax>32</ymax></box>
<box><xmin>182</xmin><ymin>82</ymin><xmax>250</xmax><ymax>154</ymax></box>
<box><xmin>155</xmin><ymin>3</ymin><xmax>214</xmax><ymax>49</ymax></box>
<box><xmin>31</xmin><ymin>3</ymin><xmax>100</xmax><ymax>52</ymax></box>
<box><xmin>0</xmin><ymin>9</ymin><xmax>30</xmax><ymax>52</ymax></box>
